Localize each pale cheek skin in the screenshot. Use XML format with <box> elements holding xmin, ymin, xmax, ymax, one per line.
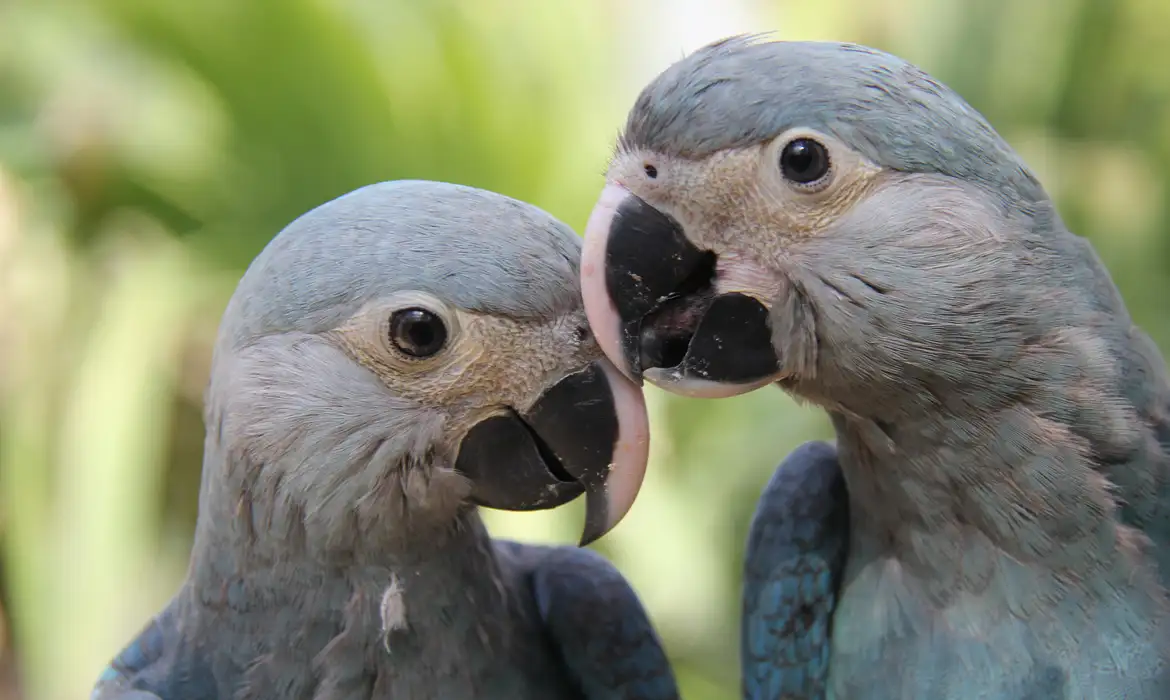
<box><xmin>715</xmin><ymin>251</ymin><xmax>786</xmax><ymax>304</ymax></box>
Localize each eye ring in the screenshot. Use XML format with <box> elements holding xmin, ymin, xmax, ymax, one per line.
<box><xmin>388</xmin><ymin>307</ymin><xmax>448</xmax><ymax>358</ymax></box>
<box><xmin>779</xmin><ymin>137</ymin><xmax>831</xmax><ymax>189</ymax></box>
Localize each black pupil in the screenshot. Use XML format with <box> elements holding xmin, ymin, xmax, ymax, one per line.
<box><xmin>780</xmin><ymin>138</ymin><xmax>829</xmax><ymax>184</ymax></box>
<box><xmin>392</xmin><ymin>308</ymin><xmax>446</xmax><ymax>357</ymax></box>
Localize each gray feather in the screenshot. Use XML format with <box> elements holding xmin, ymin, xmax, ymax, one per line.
<box><xmin>621</xmin><ymin>36</ymin><xmax>1044</xmax><ymax>209</ymax></box>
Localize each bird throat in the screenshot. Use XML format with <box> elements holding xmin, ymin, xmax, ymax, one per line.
<box><xmin>828</xmin><ymin>408</ymin><xmax>1126</xmax><ymax>591</ymax></box>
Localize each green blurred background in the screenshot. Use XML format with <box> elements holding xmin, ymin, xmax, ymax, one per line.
<box><xmin>1</xmin><ymin>0</ymin><xmax>1169</xmax><ymax>697</ymax></box>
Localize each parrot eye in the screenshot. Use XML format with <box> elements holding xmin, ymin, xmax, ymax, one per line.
<box><xmin>779</xmin><ymin>138</ymin><xmax>831</xmax><ymax>186</ymax></box>
<box><xmin>643</xmin><ymin>163</ymin><xmax>658</xmax><ymax>179</ymax></box>
<box><xmin>389</xmin><ymin>307</ymin><xmax>448</xmax><ymax>358</ymax></box>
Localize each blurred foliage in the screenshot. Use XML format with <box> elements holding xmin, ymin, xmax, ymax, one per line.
<box><xmin>0</xmin><ymin>0</ymin><xmax>1168</xmax><ymax>698</ymax></box>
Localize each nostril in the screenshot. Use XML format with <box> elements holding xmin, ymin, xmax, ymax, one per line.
<box><xmin>575</xmin><ymin>325</ymin><xmax>591</xmax><ymax>343</ymax></box>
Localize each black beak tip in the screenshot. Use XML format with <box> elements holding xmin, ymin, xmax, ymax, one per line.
<box><xmin>578</xmin><ymin>491</ymin><xmax>611</xmax><ymax>547</ymax></box>
<box><xmin>578</xmin><ymin>531</ymin><xmax>601</xmax><ymax>547</ymax></box>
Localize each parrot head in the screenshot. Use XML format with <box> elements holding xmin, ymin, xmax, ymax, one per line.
<box><xmin>582</xmin><ymin>37</ymin><xmax>1061</xmax><ymax>409</ymax></box>
<box><xmin>205</xmin><ymin>180</ymin><xmax>649</xmax><ymax>549</ymax></box>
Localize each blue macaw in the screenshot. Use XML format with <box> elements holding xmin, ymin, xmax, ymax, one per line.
<box><xmin>93</xmin><ymin>180</ymin><xmax>679</xmax><ymax>699</ymax></box>
<box><xmin>580</xmin><ymin>36</ymin><xmax>1170</xmax><ymax>699</ymax></box>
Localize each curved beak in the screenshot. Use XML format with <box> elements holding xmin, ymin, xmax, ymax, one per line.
<box><xmin>581</xmin><ymin>183</ymin><xmax>781</xmax><ymax>399</ymax></box>
<box><xmin>454</xmin><ymin>358</ymin><xmax>649</xmax><ymax>546</ymax></box>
